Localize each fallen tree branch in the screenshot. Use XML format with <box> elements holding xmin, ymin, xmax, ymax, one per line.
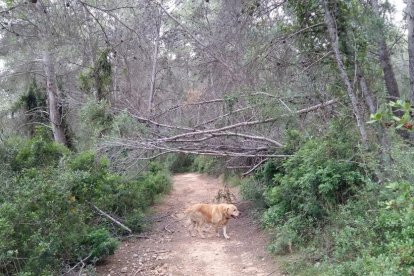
<box><xmin>295</xmin><ymin>99</ymin><xmax>337</xmax><ymax>114</ymax></box>
<box><xmin>227</xmin><ymin>165</ymin><xmax>251</xmax><ymax>169</ymax></box>
<box><xmin>168</xmin><ymin>131</ymin><xmax>283</xmax><ymax>147</ymax></box>
<box><xmin>152</xmin><ymin>98</ymin><xmax>226</xmax><ymax>119</ymax></box>
<box><xmin>155</xmin><ymin>0</ymin><xmax>240</xmax><ymax>79</ymax></box>
<box><xmin>158</xmin><ymin>99</ymin><xmax>336</xmax><ymax>143</ymax></box>
<box><xmin>121</xmin><ymin>234</ymin><xmax>150</xmax><ymax>240</ymax></box>
<box><xmin>92</xmin><ymin>204</ymin><xmax>132</xmax><ymax>233</ymax></box>
<box><xmin>194</xmin><ymin>105</ymin><xmax>256</xmax><ymax>128</ymax></box>
<box><xmin>63</xmin><ymin>253</ymin><xmax>92</xmax><ymax>275</ymax></box>
<box><xmin>117</xmin><ymin>109</ymin><xmax>195</xmax><ymax>132</ymax></box>
<box><xmin>242</xmin><ymin>158</ymin><xmax>269</xmax><ymax>176</ymax></box>
<box><xmin>99</xmin><ymin>100</ymin><xmax>337</xmax><ymax>170</ymax></box>
<box><xmin>150</xmin><ymin>147</ymin><xmax>290</xmax><ymax>158</ymax></box>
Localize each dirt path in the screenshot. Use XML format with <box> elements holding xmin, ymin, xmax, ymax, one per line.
<box><xmin>96</xmin><ymin>173</ymin><xmax>282</xmax><ymax>276</ymax></box>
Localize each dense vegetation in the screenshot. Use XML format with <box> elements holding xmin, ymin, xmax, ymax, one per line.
<box><xmin>241</xmin><ymin>124</ymin><xmax>414</xmax><ymax>275</ymax></box>
<box><xmin>0</xmin><ymin>129</ymin><xmax>170</xmax><ymax>274</ymax></box>
<box><xmin>1</xmin><ymin>0</ymin><xmax>414</xmax><ymax>275</ymax></box>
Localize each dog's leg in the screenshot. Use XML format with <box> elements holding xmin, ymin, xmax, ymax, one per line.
<box><xmin>223</xmin><ymin>225</ymin><xmax>230</xmax><ymax>239</ymax></box>
<box><xmin>196</xmin><ymin>222</ymin><xmax>206</xmax><ymax>239</ymax></box>
<box><xmin>188</xmin><ymin>220</ymin><xmax>196</xmax><ymax>237</ymax></box>
<box><xmin>214</xmin><ymin>224</ymin><xmax>220</xmax><ymax>237</ymax></box>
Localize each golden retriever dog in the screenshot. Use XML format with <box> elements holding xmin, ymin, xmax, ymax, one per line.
<box><xmin>185</xmin><ymin>203</ymin><xmax>240</xmax><ymax>239</ymax></box>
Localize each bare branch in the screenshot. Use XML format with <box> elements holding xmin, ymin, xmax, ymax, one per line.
<box><xmin>242</xmin><ymin>158</ymin><xmax>268</xmax><ymax>176</ymax></box>
<box><xmin>154</xmin><ymin>1</ymin><xmax>239</xmax><ymax>78</ymax></box>
<box><xmin>158</xmin><ymin>99</ymin><xmax>337</xmax><ymax>144</ymax></box>
<box><xmin>92</xmin><ymin>204</ymin><xmax>132</xmax><ymax>233</ymax></box>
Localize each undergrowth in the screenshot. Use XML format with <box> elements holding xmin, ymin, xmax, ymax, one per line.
<box><xmin>0</xmin><ymin>128</ymin><xmax>170</xmax><ymax>275</ymax></box>
<box><xmin>240</xmin><ymin>124</ymin><xmax>414</xmax><ymax>275</ymax></box>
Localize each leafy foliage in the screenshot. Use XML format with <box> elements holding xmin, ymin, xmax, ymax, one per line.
<box><xmin>10</xmin><ymin>79</ymin><xmax>48</xmax><ymax>137</ymax></box>
<box><xmin>263</xmin><ymin>124</ymin><xmax>368</xmax><ymax>239</ymax></box>
<box><xmin>243</xmin><ymin>122</ymin><xmax>414</xmax><ymax>275</ymax></box>
<box><xmin>166</xmin><ymin>153</ymin><xmax>195</xmax><ymax>173</ymax></box>
<box><xmin>79</xmin><ymin>49</ymin><xmax>112</xmax><ymax>100</ymax></box>
<box><xmin>0</xmin><ymin>130</ymin><xmax>170</xmax><ymax>274</ymax></box>
<box><xmin>368</xmin><ymin>100</ymin><xmax>414</xmax><ymax>131</ymax></box>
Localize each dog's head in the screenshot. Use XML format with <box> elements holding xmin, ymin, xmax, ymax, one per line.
<box><xmin>226</xmin><ymin>204</ymin><xmax>240</xmax><ymax>219</ymax></box>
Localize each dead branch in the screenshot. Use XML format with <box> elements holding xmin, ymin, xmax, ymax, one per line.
<box><xmin>121</xmin><ymin>234</ymin><xmax>150</xmax><ymax>240</ymax></box>
<box><xmin>146</xmin><ymin>148</ymin><xmax>290</xmax><ymax>158</ymax></box>
<box><xmin>152</xmin><ymin>98</ymin><xmax>226</xmax><ymax>119</ymax></box>
<box><xmin>92</xmin><ymin>204</ymin><xmax>132</xmax><ymax>233</ymax></box>
<box><xmin>157</xmin><ymin>99</ymin><xmax>336</xmax><ymax>144</ymax></box>
<box><xmin>194</xmin><ymin>105</ymin><xmax>258</xmax><ymax>128</ymax></box>
<box><xmin>294</xmin><ymin>99</ymin><xmax>337</xmax><ymax>114</ymax></box>
<box><xmin>168</xmin><ymin>132</ymin><xmax>283</xmax><ymax>147</ymax></box>
<box><xmin>121</xmin><ymin>109</ymin><xmax>195</xmax><ymax>132</ymax></box>
<box><xmin>155</xmin><ymin>1</ymin><xmax>239</xmax><ymax>78</ymax></box>
<box><xmin>63</xmin><ymin>253</ymin><xmax>92</xmax><ymax>275</ymax></box>
<box><xmin>226</xmin><ymin>165</ymin><xmax>251</xmax><ymax>169</ymax></box>
<box><xmin>100</xmin><ymin>100</ymin><xmax>337</xmax><ymax>171</ymax></box>
<box><xmin>242</xmin><ymin>158</ymin><xmax>269</xmax><ymax>176</ymax></box>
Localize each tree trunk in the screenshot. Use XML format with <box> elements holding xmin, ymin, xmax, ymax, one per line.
<box><xmin>323</xmin><ymin>0</ymin><xmax>369</xmax><ymax>148</ymax></box>
<box><xmin>371</xmin><ymin>0</ymin><xmax>401</xmax><ymax>100</ymax></box>
<box><xmin>359</xmin><ymin>74</ymin><xmax>376</xmax><ymax>114</ymax></box>
<box><xmin>408</xmin><ymin>0</ymin><xmax>414</xmax><ymax>104</ymax></box>
<box><xmin>359</xmin><ymin>72</ymin><xmax>389</xmax><ymax>170</ymax></box>
<box><xmin>148</xmin><ymin>7</ymin><xmax>161</xmax><ymax>115</ymax></box>
<box><xmin>43</xmin><ymin>50</ymin><xmax>67</xmax><ymax>145</ymax></box>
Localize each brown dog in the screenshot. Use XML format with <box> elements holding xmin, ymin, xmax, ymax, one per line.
<box><xmin>185</xmin><ymin>203</ymin><xmax>240</xmax><ymax>239</ymax></box>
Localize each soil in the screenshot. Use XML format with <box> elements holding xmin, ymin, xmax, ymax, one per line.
<box><xmin>95</xmin><ymin>173</ymin><xmax>282</xmax><ymax>276</ymax></box>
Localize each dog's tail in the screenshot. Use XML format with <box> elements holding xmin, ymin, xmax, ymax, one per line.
<box><xmin>183</xmin><ymin>206</ymin><xmax>192</xmax><ymax>214</ymax></box>
<box><xmin>172</xmin><ymin>210</ymin><xmax>189</xmax><ymax>221</ymax></box>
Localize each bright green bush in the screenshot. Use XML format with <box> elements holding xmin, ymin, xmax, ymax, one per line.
<box><xmin>10</xmin><ymin>128</ymin><xmax>69</xmax><ymax>171</ymax></box>
<box><xmin>262</xmin><ymin>125</ymin><xmax>369</xmax><ymax>253</ymax></box>
<box><xmin>244</xmin><ymin>123</ymin><xmax>414</xmax><ymax>275</ymax></box>
<box><xmin>301</xmin><ymin>181</ymin><xmax>414</xmax><ymax>276</ymax></box>
<box><xmin>83</xmin><ymin>228</ymin><xmax>118</xmax><ymax>261</ymax></box>
<box><xmin>0</xmin><ymin>132</ymin><xmax>171</xmax><ymax>274</ymax></box>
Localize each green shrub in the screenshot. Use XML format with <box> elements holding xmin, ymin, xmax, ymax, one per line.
<box><xmin>166</xmin><ymin>153</ymin><xmax>195</xmax><ymax>173</ymax></box>
<box><xmin>191</xmin><ymin>155</ymin><xmax>224</xmax><ymax>175</ymax></box>
<box><xmin>240</xmin><ymin>177</ymin><xmax>267</xmax><ymax>207</ymax></box>
<box><xmin>10</xmin><ymin>128</ymin><xmax>69</xmax><ymax>171</ymax></box>
<box><xmin>125</xmin><ymin>210</ymin><xmax>147</xmax><ymax>232</ymax></box>
<box><xmin>284</xmin><ymin>173</ymin><xmax>414</xmax><ymax>275</ymax></box>
<box><xmin>83</xmin><ymin>228</ymin><xmax>118</xmax><ymax>261</ymax></box>
<box><xmin>0</xmin><ymin>136</ymin><xmax>171</xmax><ymax>274</ymax></box>
<box><xmin>0</xmin><ymin>168</ymin><xmax>90</xmax><ymax>274</ymax></box>
<box><xmin>257</xmin><ymin>125</ymin><xmax>414</xmax><ymax>275</ymax></box>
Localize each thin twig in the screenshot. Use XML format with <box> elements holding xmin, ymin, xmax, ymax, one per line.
<box><xmin>63</xmin><ymin>253</ymin><xmax>92</xmax><ymax>275</ymax></box>
<box><xmin>242</xmin><ymin>158</ymin><xmax>269</xmax><ymax>176</ymax></box>
<box><xmin>92</xmin><ymin>204</ymin><xmax>132</xmax><ymax>233</ymax></box>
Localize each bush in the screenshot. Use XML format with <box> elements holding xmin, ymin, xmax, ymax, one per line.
<box><xmin>303</xmin><ymin>181</ymin><xmax>414</xmax><ymax>276</ymax></box>
<box><xmin>166</xmin><ymin>153</ymin><xmax>195</xmax><ymax>173</ymax></box>
<box><xmin>83</xmin><ymin>228</ymin><xmax>118</xmax><ymax>261</ymax></box>
<box><xmin>191</xmin><ymin>155</ymin><xmax>224</xmax><ymax>175</ymax></box>
<box><xmin>9</xmin><ymin>127</ymin><xmax>69</xmax><ymax>171</ymax></box>
<box><xmin>0</xmin><ymin>134</ymin><xmax>171</xmax><ymax>274</ymax></box>
<box><xmin>240</xmin><ymin>177</ymin><xmax>267</xmax><ymax>207</ymax></box>
<box><xmin>261</xmin><ymin>124</ymin><xmax>370</xmax><ymax>254</ymax></box>
<box><xmin>246</xmin><ymin>124</ymin><xmax>414</xmax><ymax>275</ymax></box>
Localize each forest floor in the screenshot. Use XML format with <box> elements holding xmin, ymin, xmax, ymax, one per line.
<box><xmin>96</xmin><ymin>173</ymin><xmax>282</xmax><ymax>276</ymax></box>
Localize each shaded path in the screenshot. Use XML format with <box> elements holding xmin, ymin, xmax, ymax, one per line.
<box><xmin>96</xmin><ymin>173</ymin><xmax>281</xmax><ymax>276</ymax></box>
